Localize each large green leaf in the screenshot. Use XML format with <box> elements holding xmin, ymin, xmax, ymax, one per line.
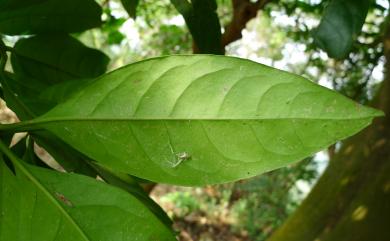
<box><xmin>171</xmin><ymin>0</ymin><xmax>223</xmax><ymax>54</ymax></box>
<box><xmin>0</xmin><ymin>0</ymin><xmax>102</xmax><ymax>35</ymax></box>
<box><xmin>8</xmin><ymin>55</ymin><xmax>382</xmax><ymax>186</ymax></box>
<box><xmin>313</xmin><ymin>0</ymin><xmax>370</xmax><ymax>59</ymax></box>
<box><xmin>0</xmin><ymin>155</ymin><xmax>175</xmax><ymax>240</ymax></box>
<box><xmin>11</xmin><ymin>34</ymin><xmax>109</xmax><ymax>85</ymax></box>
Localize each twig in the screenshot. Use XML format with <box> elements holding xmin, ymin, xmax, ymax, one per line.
<box><xmin>221</xmin><ymin>0</ymin><xmax>273</xmax><ymax>48</ymax></box>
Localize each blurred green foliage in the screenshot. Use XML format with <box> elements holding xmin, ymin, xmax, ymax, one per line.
<box><xmin>157</xmin><ymin>158</ymin><xmax>318</xmax><ymax>240</ymax></box>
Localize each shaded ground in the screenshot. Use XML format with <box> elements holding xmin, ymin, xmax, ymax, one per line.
<box><xmin>152</xmin><ymin>184</ymin><xmax>251</xmax><ymax>241</ymax></box>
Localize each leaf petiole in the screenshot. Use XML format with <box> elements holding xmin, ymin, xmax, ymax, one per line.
<box><xmin>0</xmin><ymin>120</ymin><xmax>40</xmax><ymax>133</ymax></box>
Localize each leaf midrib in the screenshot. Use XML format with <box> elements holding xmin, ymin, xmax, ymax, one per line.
<box><xmin>37</xmin><ymin>115</ymin><xmax>378</xmax><ymax>122</ymax></box>
<box><xmin>1</xmin><ymin>115</ymin><xmax>377</xmax><ymax>133</ymax></box>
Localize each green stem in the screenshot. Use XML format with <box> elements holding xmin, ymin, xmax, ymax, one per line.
<box><xmin>0</xmin><ymin>120</ymin><xmax>41</xmax><ymax>132</ymax></box>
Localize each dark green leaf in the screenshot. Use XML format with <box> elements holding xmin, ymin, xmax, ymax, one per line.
<box><xmin>171</xmin><ymin>0</ymin><xmax>223</xmax><ymax>54</ymax></box>
<box><xmin>313</xmin><ymin>0</ymin><xmax>370</xmax><ymax>59</ymax></box>
<box><xmin>11</xmin><ymin>34</ymin><xmax>109</xmax><ymax>85</ymax></box>
<box><xmin>3</xmin><ymin>34</ymin><xmax>108</xmax><ymax>119</ymax></box>
<box><xmin>14</xmin><ymin>55</ymin><xmax>383</xmax><ymax>186</ymax></box>
<box><xmin>0</xmin><ymin>73</ymin><xmax>99</xmax><ymax>176</ymax></box>
<box><xmin>0</xmin><ymin>131</ymin><xmax>14</xmax><ymax>147</ymax></box>
<box><xmin>0</xmin><ymin>72</ymin><xmax>33</xmax><ymax>120</ymax></box>
<box><xmin>9</xmin><ymin>136</ymin><xmax>27</xmax><ymax>158</ymax></box>
<box><xmin>32</xmin><ymin>131</ymin><xmax>97</xmax><ymax>177</ymax></box>
<box><xmin>1</xmin><ymin>72</ymin><xmax>52</xmax><ymax>118</ymax></box>
<box><xmin>120</xmin><ymin>0</ymin><xmax>139</xmax><ymax>19</ymax></box>
<box><xmin>0</xmin><ymin>158</ymin><xmax>175</xmax><ymax>240</ymax></box>
<box><xmin>0</xmin><ymin>73</ymin><xmax>97</xmax><ymax>175</ymax></box>
<box><xmin>0</xmin><ymin>0</ymin><xmax>102</xmax><ymax>35</ymax></box>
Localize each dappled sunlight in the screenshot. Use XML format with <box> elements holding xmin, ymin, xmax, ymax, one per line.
<box><xmin>352</xmin><ymin>205</ymin><xmax>368</xmax><ymax>221</ymax></box>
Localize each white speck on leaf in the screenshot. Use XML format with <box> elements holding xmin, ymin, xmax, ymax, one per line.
<box><xmin>169</xmin><ymin>152</ymin><xmax>191</xmax><ymax>168</ymax></box>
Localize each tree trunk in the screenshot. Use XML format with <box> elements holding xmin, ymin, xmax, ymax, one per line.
<box><xmin>267</xmin><ymin>17</ymin><xmax>390</xmax><ymax>241</ymax></box>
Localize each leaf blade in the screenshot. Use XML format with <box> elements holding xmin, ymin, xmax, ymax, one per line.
<box><xmin>23</xmin><ymin>55</ymin><xmax>382</xmax><ymax>186</ymax></box>
<box><xmin>313</xmin><ymin>0</ymin><xmax>370</xmax><ymax>59</ymax></box>
<box><xmin>11</xmin><ymin>34</ymin><xmax>109</xmax><ymax>85</ymax></box>
<box><xmin>0</xmin><ymin>156</ymin><xmax>175</xmax><ymax>240</ymax></box>
<box><xmin>171</xmin><ymin>0</ymin><xmax>223</xmax><ymax>54</ymax></box>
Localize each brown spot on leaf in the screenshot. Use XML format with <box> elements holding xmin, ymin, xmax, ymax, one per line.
<box><xmin>55</xmin><ymin>192</ymin><xmax>73</xmax><ymax>207</ymax></box>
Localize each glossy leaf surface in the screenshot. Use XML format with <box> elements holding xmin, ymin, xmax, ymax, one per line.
<box><xmin>24</xmin><ymin>55</ymin><xmax>382</xmax><ymax>186</ymax></box>
<box><xmin>0</xmin><ymin>159</ymin><xmax>175</xmax><ymax>240</ymax></box>
<box><xmin>0</xmin><ymin>0</ymin><xmax>102</xmax><ymax>35</ymax></box>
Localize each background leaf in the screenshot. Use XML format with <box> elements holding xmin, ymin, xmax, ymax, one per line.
<box><xmin>20</xmin><ymin>55</ymin><xmax>382</xmax><ymax>186</ymax></box>
<box><xmin>0</xmin><ymin>72</ymin><xmax>38</xmax><ymax>120</ymax></box>
<box><xmin>120</xmin><ymin>0</ymin><xmax>140</xmax><ymax>19</ymax></box>
<box><xmin>313</xmin><ymin>0</ymin><xmax>370</xmax><ymax>59</ymax></box>
<box><xmin>2</xmin><ymin>34</ymin><xmax>109</xmax><ymax>119</ymax></box>
<box><xmin>171</xmin><ymin>0</ymin><xmax>223</xmax><ymax>54</ymax></box>
<box><xmin>0</xmin><ymin>0</ymin><xmax>102</xmax><ymax>35</ymax></box>
<box><xmin>11</xmin><ymin>34</ymin><xmax>109</xmax><ymax>85</ymax></box>
<box><xmin>0</xmin><ymin>157</ymin><xmax>175</xmax><ymax>240</ymax></box>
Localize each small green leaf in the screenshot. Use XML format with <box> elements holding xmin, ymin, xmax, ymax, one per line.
<box><xmin>11</xmin><ymin>34</ymin><xmax>109</xmax><ymax>85</ymax></box>
<box><xmin>0</xmin><ymin>157</ymin><xmax>175</xmax><ymax>240</ymax></box>
<box><xmin>171</xmin><ymin>0</ymin><xmax>223</xmax><ymax>54</ymax></box>
<box><xmin>13</xmin><ymin>55</ymin><xmax>383</xmax><ymax>186</ymax></box>
<box><xmin>120</xmin><ymin>0</ymin><xmax>139</xmax><ymax>19</ymax></box>
<box><xmin>0</xmin><ymin>0</ymin><xmax>102</xmax><ymax>35</ymax></box>
<box><xmin>313</xmin><ymin>0</ymin><xmax>370</xmax><ymax>59</ymax></box>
